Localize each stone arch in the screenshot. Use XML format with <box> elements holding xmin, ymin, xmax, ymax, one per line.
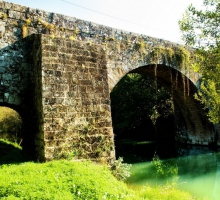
<box><xmin>109</xmin><ymin>63</ymin><xmax>215</xmax><ymax>145</ymax></box>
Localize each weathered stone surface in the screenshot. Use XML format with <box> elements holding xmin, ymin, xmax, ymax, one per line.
<box><xmin>0</xmin><ymin>21</ymin><xmax>5</xmax><ymax>38</ymax></box>
<box><xmin>0</xmin><ymin>0</ymin><xmax>218</xmax><ymax>162</ymax></box>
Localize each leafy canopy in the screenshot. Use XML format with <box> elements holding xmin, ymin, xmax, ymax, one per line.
<box><xmin>179</xmin><ymin>0</ymin><xmax>220</xmax><ymax>123</ymax></box>
<box><xmin>110</xmin><ymin>73</ymin><xmax>173</xmax><ymax>137</ymax></box>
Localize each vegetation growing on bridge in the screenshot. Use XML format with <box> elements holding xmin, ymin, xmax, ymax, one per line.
<box><xmin>179</xmin><ymin>0</ymin><xmax>220</xmax><ymax>123</ymax></box>
<box><xmin>150</xmin><ymin>46</ymin><xmax>191</xmax><ymax>70</ymax></box>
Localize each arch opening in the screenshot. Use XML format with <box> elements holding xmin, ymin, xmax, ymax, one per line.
<box><xmin>110</xmin><ymin>64</ymin><xmax>215</xmax><ymax>162</ymax></box>
<box><xmin>111</xmin><ymin>73</ymin><xmax>179</xmax><ymax>162</ymax></box>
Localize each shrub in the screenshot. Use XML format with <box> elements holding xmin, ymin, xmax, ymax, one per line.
<box><xmin>110</xmin><ymin>157</ymin><xmax>132</xmax><ymax>181</ymax></box>
<box><xmin>0</xmin><ymin>107</ymin><xmax>22</xmax><ymax>143</ymax></box>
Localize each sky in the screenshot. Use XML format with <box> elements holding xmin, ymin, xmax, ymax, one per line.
<box><xmin>7</xmin><ymin>0</ymin><xmax>204</xmax><ymax>44</ymax></box>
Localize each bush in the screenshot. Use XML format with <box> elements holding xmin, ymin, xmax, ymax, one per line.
<box><xmin>110</xmin><ymin>157</ymin><xmax>132</xmax><ymax>180</ymax></box>
<box><xmin>152</xmin><ymin>155</ymin><xmax>178</xmax><ymax>179</ymax></box>
<box><xmin>0</xmin><ymin>107</ymin><xmax>22</xmax><ymax>143</ymax></box>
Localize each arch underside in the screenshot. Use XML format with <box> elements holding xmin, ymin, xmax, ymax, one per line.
<box><xmin>127</xmin><ymin>64</ymin><xmax>215</xmax><ymax>145</ymax></box>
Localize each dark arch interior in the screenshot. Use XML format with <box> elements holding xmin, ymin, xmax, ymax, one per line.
<box><xmin>110</xmin><ymin>64</ymin><xmax>213</xmax><ymax>163</ymax></box>
<box><xmin>110</xmin><ymin>73</ymin><xmax>179</xmax><ymax>162</ymax></box>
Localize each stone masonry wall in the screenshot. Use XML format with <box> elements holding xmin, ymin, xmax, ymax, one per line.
<box><xmin>39</xmin><ymin>35</ymin><xmax>114</xmax><ymax>162</ymax></box>
<box><xmin>0</xmin><ymin>1</ymin><xmax>116</xmax><ymax>161</ymax></box>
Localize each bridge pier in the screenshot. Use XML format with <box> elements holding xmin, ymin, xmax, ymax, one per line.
<box><xmin>32</xmin><ymin>34</ymin><xmax>115</xmax><ymax>162</ymax></box>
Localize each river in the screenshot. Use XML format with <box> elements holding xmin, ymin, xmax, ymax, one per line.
<box><xmin>116</xmin><ymin>140</ymin><xmax>220</xmax><ymax>200</ymax></box>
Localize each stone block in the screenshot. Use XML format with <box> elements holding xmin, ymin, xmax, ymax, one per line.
<box><xmin>0</xmin><ymin>21</ymin><xmax>5</xmax><ymax>38</ymax></box>
<box><xmin>8</xmin><ymin>10</ymin><xmax>20</xmax><ymax>19</ymax></box>
<box><xmin>4</xmin><ymin>1</ymin><xmax>12</xmax><ymax>9</ymax></box>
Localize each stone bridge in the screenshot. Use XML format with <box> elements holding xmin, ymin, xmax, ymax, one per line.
<box><xmin>0</xmin><ymin>1</ymin><xmax>218</xmax><ymax>162</ymax></box>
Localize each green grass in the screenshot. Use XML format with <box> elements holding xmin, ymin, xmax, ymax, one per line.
<box><xmin>133</xmin><ymin>184</ymin><xmax>201</xmax><ymax>200</ymax></box>
<box><xmin>0</xmin><ymin>139</ymin><xmax>30</xmax><ymax>164</ymax></box>
<box><xmin>0</xmin><ymin>160</ymin><xmax>135</xmax><ymax>200</ymax></box>
<box><xmin>0</xmin><ymin>139</ymin><xmax>202</xmax><ymax>200</ymax></box>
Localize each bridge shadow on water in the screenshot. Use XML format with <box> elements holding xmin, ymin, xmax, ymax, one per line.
<box><xmin>116</xmin><ymin>137</ymin><xmax>220</xmax><ymax>163</ymax></box>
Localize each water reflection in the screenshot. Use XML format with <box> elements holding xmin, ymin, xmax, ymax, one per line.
<box><xmin>117</xmin><ymin>141</ymin><xmax>220</xmax><ymax>200</ymax></box>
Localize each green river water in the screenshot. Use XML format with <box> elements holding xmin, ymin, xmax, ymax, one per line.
<box><xmin>118</xmin><ymin>142</ymin><xmax>220</xmax><ymax>200</ymax></box>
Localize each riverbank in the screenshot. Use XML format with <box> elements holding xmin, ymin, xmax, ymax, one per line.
<box><xmin>0</xmin><ymin>139</ymin><xmax>201</xmax><ymax>200</ymax></box>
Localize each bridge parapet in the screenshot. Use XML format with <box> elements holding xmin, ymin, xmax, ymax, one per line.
<box><xmin>0</xmin><ymin>1</ymin><xmax>199</xmax><ymax>90</ymax></box>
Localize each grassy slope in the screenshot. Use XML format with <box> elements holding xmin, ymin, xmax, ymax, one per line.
<box><xmin>0</xmin><ymin>140</ymin><xmax>200</xmax><ymax>200</ymax></box>
<box><xmin>0</xmin><ymin>160</ymin><xmax>135</xmax><ymax>200</ymax></box>
<box><xmin>0</xmin><ymin>139</ymin><xmax>30</xmax><ymax>164</ymax></box>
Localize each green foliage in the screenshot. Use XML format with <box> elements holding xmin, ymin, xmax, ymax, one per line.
<box><xmin>0</xmin><ymin>139</ymin><xmax>30</xmax><ymax>164</ymax></box>
<box><xmin>110</xmin><ymin>157</ymin><xmax>132</xmax><ymax>181</ymax></box>
<box><xmin>110</xmin><ymin>73</ymin><xmax>173</xmax><ymax>137</ymax></box>
<box><xmin>0</xmin><ymin>160</ymin><xmax>135</xmax><ymax>200</ymax></box>
<box><xmin>179</xmin><ymin>0</ymin><xmax>220</xmax><ymax>123</ymax></box>
<box><xmin>150</xmin><ymin>46</ymin><xmax>191</xmax><ymax>70</ymax></box>
<box><xmin>173</xmin><ymin>46</ymin><xmax>190</xmax><ymax>69</ymax></box>
<box><xmin>0</xmin><ymin>107</ymin><xmax>22</xmax><ymax>143</ymax></box>
<box><xmin>152</xmin><ymin>155</ymin><xmax>178</xmax><ymax>179</ymax></box>
<box><xmin>136</xmin><ymin>184</ymin><xmax>199</xmax><ymax>200</ymax></box>
<box><xmin>151</xmin><ymin>46</ymin><xmax>174</xmax><ymax>64</ymax></box>
<box><xmin>0</xmin><ymin>138</ymin><xmax>21</xmax><ymax>150</ymax></box>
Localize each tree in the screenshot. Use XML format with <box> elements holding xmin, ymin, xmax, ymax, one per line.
<box><xmin>179</xmin><ymin>0</ymin><xmax>220</xmax><ymax>123</ymax></box>
<box><xmin>110</xmin><ymin>73</ymin><xmax>174</xmax><ymax>140</ymax></box>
